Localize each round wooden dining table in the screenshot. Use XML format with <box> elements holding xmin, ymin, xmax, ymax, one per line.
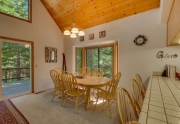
<box><xmin>76</xmin><ymin>76</ymin><xmax>111</xmax><ymax>110</ymax></box>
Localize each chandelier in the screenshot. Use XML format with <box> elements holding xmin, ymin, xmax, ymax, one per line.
<box><xmin>63</xmin><ymin>0</ymin><xmax>85</xmax><ymax>38</ymax></box>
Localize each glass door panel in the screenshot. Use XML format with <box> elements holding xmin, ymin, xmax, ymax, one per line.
<box><xmin>99</xmin><ymin>47</ymin><xmax>113</xmax><ymax>78</ymax></box>
<box><xmin>76</xmin><ymin>49</ymin><xmax>82</xmax><ymax>72</ymax></box>
<box><xmin>1</xmin><ymin>41</ymin><xmax>31</xmax><ymax>98</ymax></box>
<box><xmin>86</xmin><ymin>48</ymin><xmax>98</xmax><ymax>70</ymax></box>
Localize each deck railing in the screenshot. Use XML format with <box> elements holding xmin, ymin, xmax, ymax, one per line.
<box><xmin>2</xmin><ymin>68</ymin><xmax>30</xmax><ymax>82</ymax></box>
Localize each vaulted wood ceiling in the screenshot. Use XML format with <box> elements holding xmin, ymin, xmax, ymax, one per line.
<box><xmin>41</xmin><ymin>0</ymin><xmax>160</xmax><ymax>32</ymax></box>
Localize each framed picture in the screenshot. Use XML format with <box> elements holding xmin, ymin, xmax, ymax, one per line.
<box><xmin>99</xmin><ymin>31</ymin><xmax>106</xmax><ymax>38</ymax></box>
<box><xmin>89</xmin><ymin>33</ymin><xmax>94</xmax><ymax>40</ymax></box>
<box><xmin>80</xmin><ymin>36</ymin><xmax>84</xmax><ymax>42</ymax></box>
<box><xmin>45</xmin><ymin>47</ymin><xmax>57</xmax><ymax>63</ymax></box>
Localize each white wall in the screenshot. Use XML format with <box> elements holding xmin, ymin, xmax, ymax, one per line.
<box><xmin>0</xmin><ymin>0</ymin><xmax>64</xmax><ymax>96</ymax></box>
<box><xmin>64</xmin><ymin>8</ymin><xmax>180</xmax><ymax>91</ymax></box>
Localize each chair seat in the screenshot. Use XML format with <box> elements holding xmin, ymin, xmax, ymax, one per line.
<box><xmin>126</xmin><ymin>121</ymin><xmax>138</xmax><ymax>124</ymax></box>
<box><xmin>66</xmin><ymin>88</ymin><xmax>85</xmax><ymax>97</ymax></box>
<box><xmin>97</xmin><ymin>91</ymin><xmax>114</xmax><ymax>100</ymax></box>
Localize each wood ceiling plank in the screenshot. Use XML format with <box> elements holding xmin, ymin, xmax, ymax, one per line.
<box><xmin>41</xmin><ymin>0</ymin><xmax>160</xmax><ymax>31</ymax></box>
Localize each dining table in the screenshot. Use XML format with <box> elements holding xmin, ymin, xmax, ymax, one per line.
<box><xmin>138</xmin><ymin>75</ymin><xmax>180</xmax><ymax>124</ymax></box>
<box><xmin>76</xmin><ymin>76</ymin><xmax>111</xmax><ymax>110</ymax></box>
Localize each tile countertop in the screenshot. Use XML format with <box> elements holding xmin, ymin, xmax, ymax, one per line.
<box><xmin>138</xmin><ymin>76</ymin><xmax>180</xmax><ymax>124</ymax></box>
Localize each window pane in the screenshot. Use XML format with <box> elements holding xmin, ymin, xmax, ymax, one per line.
<box><xmin>0</xmin><ymin>0</ymin><xmax>29</xmax><ymax>20</ymax></box>
<box><xmin>86</xmin><ymin>49</ymin><xmax>98</xmax><ymax>70</ymax></box>
<box><xmin>99</xmin><ymin>47</ymin><xmax>113</xmax><ymax>78</ymax></box>
<box><xmin>76</xmin><ymin>49</ymin><xmax>82</xmax><ymax>72</ymax></box>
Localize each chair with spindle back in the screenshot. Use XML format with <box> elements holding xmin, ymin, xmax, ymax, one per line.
<box><xmin>61</xmin><ymin>72</ymin><xmax>85</xmax><ymax>113</ymax></box>
<box><xmin>116</xmin><ymin>87</ymin><xmax>139</xmax><ymax>124</ymax></box>
<box><xmin>136</xmin><ymin>74</ymin><xmax>146</xmax><ymax>97</ymax></box>
<box><xmin>94</xmin><ymin>72</ymin><xmax>121</xmax><ymax>118</ymax></box>
<box><xmin>51</xmin><ymin>68</ymin><xmax>63</xmax><ymax>94</ymax></box>
<box><xmin>79</xmin><ymin>67</ymin><xmax>91</xmax><ymax>76</ymax></box>
<box><xmin>131</xmin><ymin>79</ymin><xmax>144</xmax><ymax>112</ymax></box>
<box><xmin>53</xmin><ymin>68</ymin><xmax>63</xmax><ymax>74</ymax></box>
<box><xmin>91</xmin><ymin>68</ymin><xmax>104</xmax><ymax>77</ymax></box>
<box><xmin>50</xmin><ymin>70</ymin><xmax>65</xmax><ymax>106</ymax></box>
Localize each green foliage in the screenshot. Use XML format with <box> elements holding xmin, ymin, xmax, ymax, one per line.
<box><xmin>76</xmin><ymin>49</ymin><xmax>82</xmax><ymax>72</ymax></box>
<box><xmin>2</xmin><ymin>42</ymin><xmax>30</xmax><ymax>81</ymax></box>
<box><xmin>0</xmin><ymin>0</ymin><xmax>29</xmax><ymax>20</ymax></box>
<box><xmin>2</xmin><ymin>42</ymin><xmax>30</xmax><ymax>68</ymax></box>
<box><xmin>86</xmin><ymin>47</ymin><xmax>113</xmax><ymax>78</ymax></box>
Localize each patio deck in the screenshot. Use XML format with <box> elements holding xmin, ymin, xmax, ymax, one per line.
<box><xmin>2</xmin><ymin>80</ymin><xmax>30</xmax><ymax>97</ymax></box>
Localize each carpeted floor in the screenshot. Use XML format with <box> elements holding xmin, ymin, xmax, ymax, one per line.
<box><xmin>10</xmin><ymin>90</ymin><xmax>119</xmax><ymax>124</ymax></box>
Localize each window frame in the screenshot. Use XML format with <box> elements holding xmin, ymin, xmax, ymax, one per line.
<box><xmin>0</xmin><ymin>0</ymin><xmax>32</xmax><ymax>23</ymax></box>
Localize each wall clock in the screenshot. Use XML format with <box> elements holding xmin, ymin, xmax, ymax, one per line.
<box><xmin>134</xmin><ymin>35</ymin><xmax>147</xmax><ymax>46</ymax></box>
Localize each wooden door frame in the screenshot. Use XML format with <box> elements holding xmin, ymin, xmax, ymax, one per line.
<box><xmin>0</xmin><ymin>36</ymin><xmax>34</xmax><ymax>93</ymax></box>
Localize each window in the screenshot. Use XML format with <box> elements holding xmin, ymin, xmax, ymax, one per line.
<box><xmin>75</xmin><ymin>42</ymin><xmax>118</xmax><ymax>78</ymax></box>
<box><xmin>75</xmin><ymin>48</ymin><xmax>83</xmax><ymax>72</ymax></box>
<box><xmin>0</xmin><ymin>0</ymin><xmax>31</xmax><ymax>21</ymax></box>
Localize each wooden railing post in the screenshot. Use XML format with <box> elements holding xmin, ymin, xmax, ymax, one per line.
<box><xmin>5</xmin><ymin>69</ymin><xmax>7</xmax><ymax>82</ymax></box>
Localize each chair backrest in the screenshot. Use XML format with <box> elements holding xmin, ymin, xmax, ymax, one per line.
<box><xmin>131</xmin><ymin>79</ymin><xmax>143</xmax><ymax>111</ymax></box>
<box><xmin>107</xmin><ymin>72</ymin><xmax>121</xmax><ymax>98</ymax></box>
<box><xmin>61</xmin><ymin>72</ymin><xmax>80</xmax><ymax>94</ymax></box>
<box><xmin>136</xmin><ymin>74</ymin><xmax>146</xmax><ymax>96</ymax></box>
<box><xmin>50</xmin><ymin>70</ymin><xmax>63</xmax><ymax>88</ymax></box>
<box><xmin>91</xmin><ymin>68</ymin><xmax>104</xmax><ymax>77</ymax></box>
<box><xmin>79</xmin><ymin>67</ymin><xmax>91</xmax><ymax>76</ymax></box>
<box><xmin>116</xmin><ymin>87</ymin><xmax>139</xmax><ymax>124</ymax></box>
<box><xmin>53</xmin><ymin>68</ymin><xmax>63</xmax><ymax>74</ymax></box>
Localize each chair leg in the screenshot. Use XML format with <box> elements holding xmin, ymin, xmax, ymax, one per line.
<box><xmin>94</xmin><ymin>96</ymin><xmax>99</xmax><ymax>111</ymax></box>
<box><xmin>60</xmin><ymin>91</ymin><xmax>64</xmax><ymax>106</ymax></box>
<box><xmin>63</xmin><ymin>95</ymin><xmax>68</xmax><ymax>107</ymax></box>
<box><xmin>108</xmin><ymin>100</ymin><xmax>112</xmax><ymax>119</ymax></box>
<box><xmin>75</xmin><ymin>97</ymin><xmax>78</xmax><ymax>113</ymax></box>
<box><xmin>51</xmin><ymin>90</ymin><xmax>56</xmax><ymax>102</ymax></box>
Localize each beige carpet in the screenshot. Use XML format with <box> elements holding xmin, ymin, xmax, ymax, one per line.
<box><xmin>11</xmin><ymin>90</ymin><xmax>119</xmax><ymax>124</ymax></box>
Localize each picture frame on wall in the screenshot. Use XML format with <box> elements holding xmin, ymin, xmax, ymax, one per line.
<box><xmin>89</xmin><ymin>33</ymin><xmax>94</xmax><ymax>40</ymax></box>
<box><xmin>45</xmin><ymin>47</ymin><xmax>57</xmax><ymax>63</ymax></box>
<box><xmin>80</xmin><ymin>36</ymin><xmax>84</xmax><ymax>42</ymax></box>
<box><xmin>99</xmin><ymin>31</ymin><xmax>106</xmax><ymax>38</ymax></box>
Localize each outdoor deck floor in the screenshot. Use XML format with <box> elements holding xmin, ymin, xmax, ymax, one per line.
<box><xmin>2</xmin><ymin>80</ymin><xmax>30</xmax><ymax>97</ymax></box>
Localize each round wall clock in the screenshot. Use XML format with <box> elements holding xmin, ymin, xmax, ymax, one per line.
<box><xmin>134</xmin><ymin>35</ymin><xmax>147</xmax><ymax>46</ymax></box>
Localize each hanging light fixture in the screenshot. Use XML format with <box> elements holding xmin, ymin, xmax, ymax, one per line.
<box><xmin>63</xmin><ymin>0</ymin><xmax>85</xmax><ymax>38</ymax></box>
<box><xmin>24</xmin><ymin>44</ymin><xmax>30</xmax><ymax>48</ymax></box>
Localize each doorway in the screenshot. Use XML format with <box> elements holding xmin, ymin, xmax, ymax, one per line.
<box><xmin>0</xmin><ymin>38</ymin><xmax>33</xmax><ymax>99</ymax></box>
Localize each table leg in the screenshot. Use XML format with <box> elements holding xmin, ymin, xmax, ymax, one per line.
<box><xmin>85</xmin><ymin>87</ymin><xmax>90</xmax><ymax>110</ymax></box>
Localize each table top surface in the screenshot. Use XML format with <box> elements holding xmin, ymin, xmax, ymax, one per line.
<box><xmin>76</xmin><ymin>76</ymin><xmax>111</xmax><ymax>87</ymax></box>
<box><xmin>138</xmin><ymin>76</ymin><xmax>180</xmax><ymax>124</ymax></box>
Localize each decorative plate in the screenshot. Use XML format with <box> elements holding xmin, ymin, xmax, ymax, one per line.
<box><xmin>134</xmin><ymin>35</ymin><xmax>147</xmax><ymax>46</ymax></box>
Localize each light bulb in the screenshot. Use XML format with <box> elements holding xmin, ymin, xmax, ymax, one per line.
<box><xmin>71</xmin><ymin>27</ymin><xmax>79</xmax><ymax>33</ymax></box>
<box><xmin>70</xmin><ymin>33</ymin><xmax>77</xmax><ymax>38</ymax></box>
<box><xmin>64</xmin><ymin>29</ymin><xmax>71</xmax><ymax>35</ymax></box>
<box><xmin>78</xmin><ymin>31</ymin><xmax>85</xmax><ymax>36</ymax></box>
<box><xmin>25</xmin><ymin>44</ymin><xmax>30</xmax><ymax>48</ymax></box>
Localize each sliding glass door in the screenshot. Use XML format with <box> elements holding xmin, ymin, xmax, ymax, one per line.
<box><xmin>1</xmin><ymin>40</ymin><xmax>31</xmax><ymax>98</ymax></box>
<box><xmin>86</xmin><ymin>47</ymin><xmax>113</xmax><ymax>78</ymax></box>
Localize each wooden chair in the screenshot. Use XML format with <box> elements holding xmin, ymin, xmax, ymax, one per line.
<box><xmin>53</xmin><ymin>68</ymin><xmax>63</xmax><ymax>74</ymax></box>
<box><xmin>94</xmin><ymin>72</ymin><xmax>121</xmax><ymax>118</ymax></box>
<box><xmin>116</xmin><ymin>87</ymin><xmax>139</xmax><ymax>124</ymax></box>
<box><xmin>50</xmin><ymin>70</ymin><xmax>65</xmax><ymax>106</ymax></box>
<box><xmin>52</xmin><ymin>68</ymin><xmax>63</xmax><ymax>94</ymax></box>
<box><xmin>136</xmin><ymin>74</ymin><xmax>146</xmax><ymax>97</ymax></box>
<box><xmin>61</xmin><ymin>72</ymin><xmax>85</xmax><ymax>113</ymax></box>
<box><xmin>91</xmin><ymin>68</ymin><xmax>104</xmax><ymax>77</ymax></box>
<box><xmin>79</xmin><ymin>67</ymin><xmax>91</xmax><ymax>76</ymax></box>
<box><xmin>131</xmin><ymin>79</ymin><xmax>143</xmax><ymax>112</ymax></box>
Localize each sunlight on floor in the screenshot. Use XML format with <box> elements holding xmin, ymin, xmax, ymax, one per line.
<box><xmin>93</xmin><ymin>99</ymin><xmax>106</xmax><ymax>105</ymax></box>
